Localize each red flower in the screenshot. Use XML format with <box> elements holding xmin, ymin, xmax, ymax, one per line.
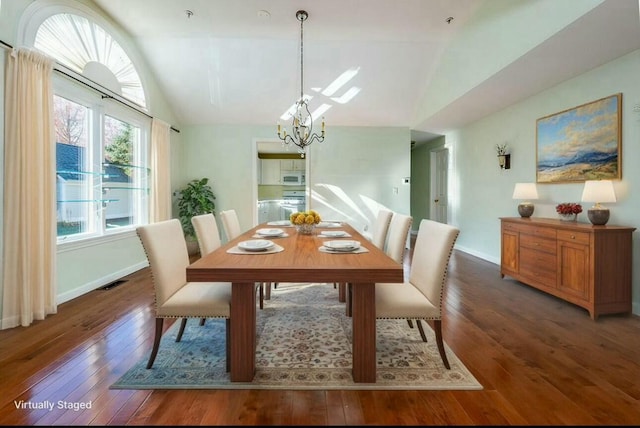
<box><xmin>556</xmin><ymin>203</ymin><xmax>582</xmax><ymax>215</ymax></box>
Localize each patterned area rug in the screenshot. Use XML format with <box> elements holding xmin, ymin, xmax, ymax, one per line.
<box><xmin>111</xmin><ymin>283</ymin><xmax>482</xmax><ymax>390</ymax></box>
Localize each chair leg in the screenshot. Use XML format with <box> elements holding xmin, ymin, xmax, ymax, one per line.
<box><xmin>176</xmin><ymin>318</ymin><xmax>188</xmax><ymax>342</ymax></box>
<box><xmin>146</xmin><ymin>318</ymin><xmax>164</xmax><ymax>369</ymax></box>
<box><xmin>407</xmin><ymin>319</ymin><xmax>414</xmax><ymax>328</ymax></box>
<box><xmin>346</xmin><ymin>283</ymin><xmax>353</xmax><ymax>317</ymax></box>
<box><xmin>225</xmin><ymin>318</ymin><xmax>231</xmax><ymax>373</ymax></box>
<box><xmin>264</xmin><ymin>282</ymin><xmax>271</xmax><ymax>300</ymax></box>
<box><xmin>258</xmin><ymin>284</ymin><xmax>264</xmax><ymax>309</ymax></box>
<box><xmin>200</xmin><ymin>318</ymin><xmax>206</xmax><ymax>326</ymax></box>
<box><xmin>433</xmin><ymin>319</ymin><xmax>450</xmax><ymax>370</ymax></box>
<box><xmin>416</xmin><ymin>319</ymin><xmax>428</xmax><ymax>342</ymax></box>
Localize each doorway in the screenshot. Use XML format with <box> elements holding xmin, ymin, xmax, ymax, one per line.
<box><xmin>430</xmin><ymin>148</ymin><xmax>448</xmax><ymax>223</ymax></box>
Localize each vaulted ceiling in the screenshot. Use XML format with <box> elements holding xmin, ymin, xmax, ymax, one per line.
<box><xmin>92</xmin><ymin>0</ymin><xmax>640</xmax><ymax>145</ymax></box>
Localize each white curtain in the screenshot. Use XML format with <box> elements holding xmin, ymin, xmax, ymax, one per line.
<box><xmin>2</xmin><ymin>48</ymin><xmax>57</xmax><ymax>329</ymax></box>
<box><xmin>150</xmin><ymin>118</ymin><xmax>172</xmax><ymax>222</ymax></box>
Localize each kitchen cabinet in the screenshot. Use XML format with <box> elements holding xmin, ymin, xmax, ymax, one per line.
<box><xmin>280</xmin><ymin>159</ymin><xmax>305</xmax><ymax>171</ymax></box>
<box><xmin>261</xmin><ymin>159</ymin><xmax>281</xmax><ymax>185</ymax></box>
<box><xmin>500</xmin><ymin>217</ymin><xmax>635</xmax><ymax>320</ymax></box>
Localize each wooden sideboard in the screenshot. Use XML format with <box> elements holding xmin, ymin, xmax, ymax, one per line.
<box><xmin>500</xmin><ymin>217</ymin><xmax>635</xmax><ymax>320</ymax></box>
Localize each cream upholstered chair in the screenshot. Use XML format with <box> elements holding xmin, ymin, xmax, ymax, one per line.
<box><xmin>376</xmin><ymin>219</ymin><xmax>460</xmax><ymax>369</ymax></box>
<box><xmin>192</xmin><ymin>213</ymin><xmax>264</xmax><ymax>309</ymax></box>
<box><xmin>338</xmin><ymin>209</ymin><xmax>393</xmax><ymax>300</ymax></box>
<box><xmin>384</xmin><ymin>212</ymin><xmax>413</xmax><ymax>264</ymax></box>
<box><xmin>191</xmin><ymin>213</ymin><xmax>223</xmax><ymax>256</ymax></box>
<box><xmin>371</xmin><ymin>208</ymin><xmax>393</xmax><ymax>249</ymax></box>
<box><xmin>346</xmin><ymin>212</ymin><xmax>412</xmax><ymax>316</ymax></box>
<box><xmin>137</xmin><ymin>219</ymin><xmax>232</xmax><ymax>370</ymax></box>
<box><xmin>219</xmin><ymin>209</ymin><xmax>243</xmax><ymax>242</ymax></box>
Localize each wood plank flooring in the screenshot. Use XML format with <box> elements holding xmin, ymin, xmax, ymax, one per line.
<box><xmin>1</xmin><ymin>243</ymin><xmax>639</xmax><ymax>425</ymax></box>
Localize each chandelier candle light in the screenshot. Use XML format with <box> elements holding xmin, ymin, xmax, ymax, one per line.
<box><xmin>277</xmin><ymin>10</ymin><xmax>325</xmax><ymax>158</ymax></box>
<box><xmin>512</xmin><ymin>183</ymin><xmax>538</xmax><ymax>218</ymax></box>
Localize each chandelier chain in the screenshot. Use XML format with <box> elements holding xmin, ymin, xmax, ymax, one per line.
<box><xmin>276</xmin><ymin>10</ymin><xmax>325</xmax><ymax>158</ymax></box>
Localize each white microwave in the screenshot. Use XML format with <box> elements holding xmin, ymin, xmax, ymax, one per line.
<box><xmin>281</xmin><ymin>170</ymin><xmax>304</xmax><ymax>186</ymax></box>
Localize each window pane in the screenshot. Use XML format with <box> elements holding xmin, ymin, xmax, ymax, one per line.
<box><xmin>103</xmin><ymin>116</ymin><xmax>144</xmax><ymax>230</ymax></box>
<box><xmin>54</xmin><ymin>95</ymin><xmax>93</xmax><ymax>238</ymax></box>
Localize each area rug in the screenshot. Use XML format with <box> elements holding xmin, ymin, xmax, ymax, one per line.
<box><xmin>111</xmin><ymin>283</ymin><xmax>482</xmax><ymax>390</ymax></box>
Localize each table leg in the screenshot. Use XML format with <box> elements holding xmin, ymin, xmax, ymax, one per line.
<box><xmin>351</xmin><ymin>282</ymin><xmax>376</xmax><ymax>383</ymax></box>
<box><xmin>338</xmin><ymin>282</ymin><xmax>346</xmax><ymax>302</ymax></box>
<box><xmin>230</xmin><ymin>282</ymin><xmax>256</xmax><ymax>382</ymax></box>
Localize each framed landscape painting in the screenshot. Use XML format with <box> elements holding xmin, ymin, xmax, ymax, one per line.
<box><xmin>536</xmin><ymin>93</ymin><xmax>622</xmax><ymax>183</ymax></box>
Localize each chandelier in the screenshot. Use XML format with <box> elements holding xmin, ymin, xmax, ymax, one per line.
<box><xmin>277</xmin><ymin>10</ymin><xmax>325</xmax><ymax>158</ymax></box>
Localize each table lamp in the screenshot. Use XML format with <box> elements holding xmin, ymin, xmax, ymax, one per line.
<box><xmin>512</xmin><ymin>183</ymin><xmax>538</xmax><ymax>218</ymax></box>
<box><xmin>581</xmin><ymin>180</ymin><xmax>616</xmax><ymax>225</ymax></box>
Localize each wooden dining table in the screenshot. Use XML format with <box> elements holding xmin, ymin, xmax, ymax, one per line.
<box><xmin>186</xmin><ymin>221</ymin><xmax>403</xmax><ymax>383</ymax></box>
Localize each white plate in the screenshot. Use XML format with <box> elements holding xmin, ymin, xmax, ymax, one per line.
<box><xmin>320</xmin><ymin>230</ymin><xmax>347</xmax><ymax>237</ymax></box>
<box><xmin>238</xmin><ymin>239</ymin><xmax>274</xmax><ymax>252</ymax></box>
<box><xmin>267</xmin><ymin>220</ymin><xmax>291</xmax><ymax>226</ymax></box>
<box><xmin>317</xmin><ymin>221</ymin><xmax>341</xmax><ymax>228</ymax></box>
<box><xmin>256</xmin><ymin>228</ymin><xmax>284</xmax><ymax>237</ymax></box>
<box><xmin>323</xmin><ymin>240</ymin><xmax>360</xmax><ymax>252</ymax></box>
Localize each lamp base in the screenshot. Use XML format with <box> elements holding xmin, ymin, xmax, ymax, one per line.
<box><xmin>587</xmin><ymin>208</ymin><xmax>610</xmax><ymax>225</ymax></box>
<box><xmin>517</xmin><ymin>203</ymin><xmax>534</xmax><ymax>218</ymax></box>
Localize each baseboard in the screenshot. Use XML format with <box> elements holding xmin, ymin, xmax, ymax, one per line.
<box><xmin>57</xmin><ymin>261</ymin><xmax>148</xmax><ymax>304</ymax></box>
<box><xmin>453</xmin><ymin>245</ymin><xmax>499</xmax><ymax>265</ymax></box>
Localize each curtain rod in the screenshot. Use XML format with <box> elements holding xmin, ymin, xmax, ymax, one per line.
<box><xmin>0</xmin><ymin>38</ymin><xmax>180</xmax><ymax>133</ymax></box>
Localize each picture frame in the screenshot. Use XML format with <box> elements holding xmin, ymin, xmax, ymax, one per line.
<box><xmin>536</xmin><ymin>93</ymin><xmax>622</xmax><ymax>183</ymax></box>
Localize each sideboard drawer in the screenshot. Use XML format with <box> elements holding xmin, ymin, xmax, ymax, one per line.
<box><xmin>520</xmin><ymin>234</ymin><xmax>556</xmax><ymax>254</ymax></box>
<box><xmin>557</xmin><ymin>230</ymin><xmax>590</xmax><ymax>245</ymax></box>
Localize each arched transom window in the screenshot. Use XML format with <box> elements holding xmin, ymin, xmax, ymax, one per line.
<box><xmin>35</xmin><ymin>13</ymin><xmax>146</xmax><ymax>108</ymax></box>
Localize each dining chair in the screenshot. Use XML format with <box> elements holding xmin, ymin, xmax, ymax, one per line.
<box><xmin>338</xmin><ymin>208</ymin><xmax>393</xmax><ymax>300</ymax></box>
<box><xmin>375</xmin><ymin>218</ymin><xmax>460</xmax><ymax>369</ymax></box>
<box><xmin>346</xmin><ymin>212</ymin><xmax>412</xmax><ymax>317</ymax></box>
<box><xmin>220</xmin><ymin>209</ymin><xmax>242</xmax><ymax>242</ymax></box>
<box><xmin>219</xmin><ymin>209</ymin><xmax>271</xmax><ymax>301</ymax></box>
<box><xmin>192</xmin><ymin>213</ymin><xmax>265</xmax><ymax>309</ymax></box>
<box><xmin>371</xmin><ymin>208</ymin><xmax>393</xmax><ymax>249</ymax></box>
<box><xmin>137</xmin><ymin>219</ymin><xmax>232</xmax><ymax>370</ymax></box>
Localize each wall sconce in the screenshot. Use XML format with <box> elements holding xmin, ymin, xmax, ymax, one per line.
<box><xmin>581</xmin><ymin>180</ymin><xmax>616</xmax><ymax>225</ymax></box>
<box><xmin>496</xmin><ymin>143</ymin><xmax>511</xmax><ymax>170</ymax></box>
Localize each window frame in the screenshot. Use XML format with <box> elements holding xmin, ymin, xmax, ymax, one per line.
<box><xmin>54</xmin><ymin>74</ymin><xmax>150</xmax><ymax>247</ymax></box>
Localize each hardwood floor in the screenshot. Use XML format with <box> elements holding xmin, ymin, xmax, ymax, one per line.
<box><xmin>1</xmin><ymin>241</ymin><xmax>639</xmax><ymax>425</ymax></box>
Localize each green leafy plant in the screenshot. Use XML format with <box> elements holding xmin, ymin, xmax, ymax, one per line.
<box><xmin>176</xmin><ymin>178</ymin><xmax>216</xmax><ymax>238</ymax></box>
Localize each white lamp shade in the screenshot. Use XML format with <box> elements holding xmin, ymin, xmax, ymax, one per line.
<box><xmin>512</xmin><ymin>183</ymin><xmax>539</xmax><ymax>200</ymax></box>
<box><xmin>581</xmin><ymin>180</ymin><xmax>617</xmax><ymax>203</ymax></box>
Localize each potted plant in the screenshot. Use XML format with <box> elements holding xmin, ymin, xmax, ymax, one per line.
<box><xmin>176</xmin><ymin>178</ymin><xmax>216</xmax><ymax>254</ymax></box>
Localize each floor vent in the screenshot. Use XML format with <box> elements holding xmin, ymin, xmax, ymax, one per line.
<box><xmin>99</xmin><ymin>279</ymin><xmax>128</xmax><ymax>290</ymax></box>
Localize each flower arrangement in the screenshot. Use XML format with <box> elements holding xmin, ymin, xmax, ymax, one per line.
<box><xmin>556</xmin><ymin>203</ymin><xmax>583</xmax><ymax>215</ymax></box>
<box><xmin>290</xmin><ymin>209</ymin><xmax>321</xmax><ymax>226</ymax></box>
<box><xmin>290</xmin><ymin>209</ymin><xmax>321</xmax><ymax>235</ymax></box>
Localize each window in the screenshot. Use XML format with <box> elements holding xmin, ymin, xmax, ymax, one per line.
<box><xmin>25</xmin><ymin>9</ymin><xmax>151</xmax><ymax>243</ymax></box>
<box><xmin>54</xmin><ymin>81</ymin><xmax>149</xmax><ymax>243</ymax></box>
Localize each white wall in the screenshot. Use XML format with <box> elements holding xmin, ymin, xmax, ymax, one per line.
<box><xmin>449</xmin><ymin>49</ymin><xmax>640</xmax><ymax>314</ymax></box>
<box><xmin>178</xmin><ymin>124</ymin><xmax>411</xmax><ymax>238</ymax></box>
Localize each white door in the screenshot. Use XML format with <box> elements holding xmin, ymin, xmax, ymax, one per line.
<box><xmin>430</xmin><ymin>148</ymin><xmax>448</xmax><ymax>223</ymax></box>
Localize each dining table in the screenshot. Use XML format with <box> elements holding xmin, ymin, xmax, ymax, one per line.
<box><xmin>185</xmin><ymin>221</ymin><xmax>404</xmax><ymax>383</ymax></box>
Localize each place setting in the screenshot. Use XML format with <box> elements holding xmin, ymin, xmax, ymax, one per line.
<box><xmin>316</xmin><ymin>221</ymin><xmax>342</xmax><ymax>228</ymax></box>
<box><xmin>252</xmin><ymin>228</ymin><xmax>289</xmax><ymax>239</ymax></box>
<box><xmin>318</xmin><ymin>229</ymin><xmax>351</xmax><ymax>238</ymax></box>
<box><xmin>266</xmin><ymin>220</ymin><xmax>294</xmax><ymax>227</ymax></box>
<box><xmin>319</xmin><ymin>239</ymin><xmax>369</xmax><ymax>254</ymax></box>
<box><xmin>227</xmin><ymin>239</ymin><xmax>284</xmax><ymax>254</ymax></box>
